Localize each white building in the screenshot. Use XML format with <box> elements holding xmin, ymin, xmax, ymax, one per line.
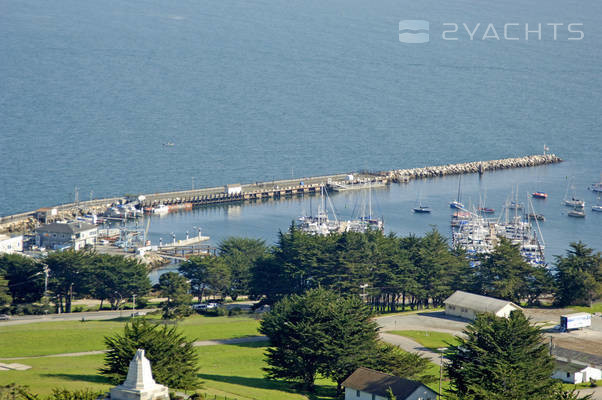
<box><xmin>444</xmin><ymin>290</ymin><xmax>521</xmax><ymax>320</ymax></box>
<box><xmin>0</xmin><ymin>234</ymin><xmax>23</xmax><ymax>254</ymax></box>
<box><xmin>553</xmin><ymin>361</ymin><xmax>602</xmax><ymax>384</ymax></box>
<box><xmin>35</xmin><ymin>221</ymin><xmax>97</xmax><ymax>251</ymax></box>
<box><xmin>551</xmin><ymin>346</ymin><xmax>602</xmax><ymax>385</ymax></box>
<box><xmin>342</xmin><ymin>367</ymin><xmax>437</xmax><ymax>400</ymax></box>
<box><xmin>224</xmin><ymin>184</ymin><xmax>242</xmax><ymax>195</ymax></box>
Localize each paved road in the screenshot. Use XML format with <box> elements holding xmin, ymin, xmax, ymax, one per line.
<box><xmin>376</xmin><ymin>311</ymin><xmax>468</xmax><ymax>335</ymax></box>
<box><xmin>0</xmin><ymin>309</ymin><xmax>158</xmax><ymax>326</ymax></box>
<box><xmin>379</xmin><ymin>332</ymin><xmax>443</xmax><ymax>365</ymax></box>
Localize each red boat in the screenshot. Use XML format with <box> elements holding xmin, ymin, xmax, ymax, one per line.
<box><xmin>478</xmin><ymin>207</ymin><xmax>495</xmax><ymax>214</ymax></box>
<box><xmin>532</xmin><ymin>192</ymin><xmax>548</xmax><ymax>199</ymax></box>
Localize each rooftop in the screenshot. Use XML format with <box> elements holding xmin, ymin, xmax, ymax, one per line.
<box><xmin>36</xmin><ymin>221</ymin><xmax>97</xmax><ymax>234</ymax></box>
<box><xmin>342</xmin><ymin>367</ymin><xmax>434</xmax><ymax>399</ymax></box>
<box><xmin>444</xmin><ymin>290</ymin><xmax>521</xmax><ymax>314</ymax></box>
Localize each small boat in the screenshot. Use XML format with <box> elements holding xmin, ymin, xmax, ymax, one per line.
<box><xmin>413</xmin><ymin>205</ymin><xmax>431</xmax><ymax>213</ymax></box>
<box><xmin>163</xmin><ymin>142</ymin><xmax>175</xmax><ymax>147</ymax></box>
<box><xmin>478</xmin><ymin>207</ymin><xmax>495</xmax><ymax>214</ymax></box>
<box><xmin>532</xmin><ymin>192</ymin><xmax>548</xmax><ymax>199</ymax></box>
<box><xmin>450</xmin><ymin>178</ymin><xmax>464</xmax><ymax>209</ymax></box>
<box><xmin>591</xmin><ymin>183</ymin><xmax>602</xmax><ymax>193</ymax></box>
<box><xmin>525</xmin><ymin>213</ymin><xmax>545</xmax><ymax>221</ymax></box>
<box><xmin>152</xmin><ymin>204</ymin><xmax>169</xmax><ymax>215</ymax></box>
<box><xmin>507</xmin><ymin>201</ymin><xmax>523</xmax><ymax>210</ymax></box>
<box><xmin>564</xmin><ymin>198</ymin><xmax>585</xmax><ymax>208</ymax></box>
<box><xmin>449</xmin><ymin>200</ymin><xmax>464</xmax><ymax>209</ymax></box>
<box><xmin>592</xmin><ymin>205</ymin><xmax>602</xmax><ymax>212</ymax></box>
<box><xmin>568</xmin><ymin>209</ymin><xmax>586</xmax><ymax>218</ymax></box>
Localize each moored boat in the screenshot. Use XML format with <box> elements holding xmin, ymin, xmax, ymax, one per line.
<box><xmin>478</xmin><ymin>207</ymin><xmax>495</xmax><ymax>214</ymax></box>
<box><xmin>532</xmin><ymin>192</ymin><xmax>548</xmax><ymax>199</ymax></box>
<box><xmin>525</xmin><ymin>212</ymin><xmax>545</xmax><ymax>221</ymax></box>
<box><xmin>564</xmin><ymin>198</ymin><xmax>585</xmax><ymax>208</ymax></box>
<box><xmin>413</xmin><ymin>205</ymin><xmax>431</xmax><ymax>213</ymax></box>
<box><xmin>568</xmin><ymin>209</ymin><xmax>586</xmax><ymax>218</ymax></box>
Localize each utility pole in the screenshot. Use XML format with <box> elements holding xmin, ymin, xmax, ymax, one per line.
<box><xmin>438</xmin><ymin>351</ymin><xmax>443</xmax><ymax>400</ymax></box>
<box><xmin>132</xmin><ymin>294</ymin><xmax>136</xmax><ymax>311</ymax></box>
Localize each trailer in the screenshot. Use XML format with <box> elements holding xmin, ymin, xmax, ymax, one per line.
<box><xmin>560</xmin><ymin>312</ymin><xmax>592</xmax><ymax>331</ymax></box>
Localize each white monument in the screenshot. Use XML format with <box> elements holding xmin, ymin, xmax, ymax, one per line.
<box><xmin>110</xmin><ymin>349</ymin><xmax>169</xmax><ymax>400</ymax></box>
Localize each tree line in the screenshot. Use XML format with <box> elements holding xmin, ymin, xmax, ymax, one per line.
<box><xmin>1</xmin><ymin>225</ymin><xmax>600</xmax><ymax>314</ymax></box>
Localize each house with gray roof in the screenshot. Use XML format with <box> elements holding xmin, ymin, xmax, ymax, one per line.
<box><xmin>443</xmin><ymin>290</ymin><xmax>521</xmax><ymax>320</ymax></box>
<box><xmin>35</xmin><ymin>221</ymin><xmax>97</xmax><ymax>251</ymax></box>
<box><xmin>551</xmin><ymin>345</ymin><xmax>602</xmax><ymax>384</ymax></box>
<box><xmin>342</xmin><ymin>367</ymin><xmax>437</xmax><ymax>400</ymax></box>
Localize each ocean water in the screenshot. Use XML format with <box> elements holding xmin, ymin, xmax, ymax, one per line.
<box><xmin>1</xmin><ymin>0</ymin><xmax>601</xmax><ymax>254</ymax></box>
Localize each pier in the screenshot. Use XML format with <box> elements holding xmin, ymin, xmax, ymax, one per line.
<box><xmin>0</xmin><ymin>154</ymin><xmax>562</xmax><ymax>234</ymax></box>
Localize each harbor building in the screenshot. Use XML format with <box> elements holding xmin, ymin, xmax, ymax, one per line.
<box><xmin>444</xmin><ymin>290</ymin><xmax>521</xmax><ymax>320</ymax></box>
<box><xmin>35</xmin><ymin>221</ymin><xmax>97</xmax><ymax>251</ymax></box>
<box><xmin>0</xmin><ymin>234</ymin><xmax>23</xmax><ymax>254</ymax></box>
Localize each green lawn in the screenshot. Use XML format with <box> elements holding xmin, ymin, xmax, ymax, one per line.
<box><xmin>0</xmin><ymin>343</ymin><xmax>337</xmax><ymax>399</ymax></box>
<box><xmin>0</xmin><ymin>315</ymin><xmax>260</xmax><ymax>358</ymax></box>
<box><xmin>388</xmin><ymin>330</ymin><xmax>459</xmax><ymax>351</ymax></box>
<box><xmin>569</xmin><ymin>303</ymin><xmax>602</xmax><ymax>314</ymax></box>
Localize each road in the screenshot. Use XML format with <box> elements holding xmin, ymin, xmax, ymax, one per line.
<box><xmin>0</xmin><ymin>309</ymin><xmax>158</xmax><ymax>326</ymax></box>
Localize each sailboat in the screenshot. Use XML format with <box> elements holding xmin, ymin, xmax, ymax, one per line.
<box><xmin>592</xmin><ymin>195</ymin><xmax>602</xmax><ymax>212</ymax></box>
<box><xmin>563</xmin><ymin>180</ymin><xmax>585</xmax><ymax>208</ymax></box>
<box><xmin>450</xmin><ymin>177</ymin><xmax>464</xmax><ymax>209</ymax></box>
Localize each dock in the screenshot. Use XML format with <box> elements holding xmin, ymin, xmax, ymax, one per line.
<box><xmin>0</xmin><ymin>153</ymin><xmax>562</xmax><ymax>234</ymax></box>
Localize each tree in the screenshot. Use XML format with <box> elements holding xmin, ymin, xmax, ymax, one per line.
<box><xmin>179</xmin><ymin>256</ymin><xmax>231</xmax><ymax>301</ymax></box>
<box><xmin>259</xmin><ymin>288</ymin><xmax>334</xmax><ymax>391</ymax></box>
<box><xmin>179</xmin><ymin>256</ymin><xmax>209</xmax><ymax>301</ymax></box>
<box><xmin>473</xmin><ymin>238</ymin><xmax>535</xmax><ymax>303</ymax></box>
<box><xmin>0</xmin><ymin>383</ymin><xmax>39</xmax><ymax>400</ymax></box>
<box><xmin>158</xmin><ymin>272</ymin><xmax>192</xmax><ymax>319</ymax></box>
<box><xmin>101</xmin><ymin>318</ymin><xmax>200</xmax><ymax>389</ymax></box>
<box><xmin>90</xmin><ymin>254</ymin><xmax>151</xmax><ymax>310</ymax></box>
<box><xmin>554</xmin><ymin>242</ymin><xmax>602</xmax><ymax>307</ymax></box>
<box><xmin>0</xmin><ymin>273</ymin><xmax>11</xmax><ymax>312</ymax></box>
<box><xmin>385</xmin><ymin>387</ymin><xmax>397</xmax><ymax>400</ymax></box>
<box><xmin>219</xmin><ymin>237</ymin><xmax>267</xmax><ymax>300</ymax></box>
<box><xmin>260</xmin><ymin>288</ymin><xmax>432</xmax><ymax>393</ymax></box>
<box><xmin>445</xmin><ymin>310</ymin><xmax>556</xmax><ymax>400</ymax></box>
<box><xmin>45</xmin><ymin>250</ymin><xmax>93</xmax><ymax>313</ymax></box>
<box><xmin>0</xmin><ymin>254</ymin><xmax>45</xmax><ymax>304</ymax></box>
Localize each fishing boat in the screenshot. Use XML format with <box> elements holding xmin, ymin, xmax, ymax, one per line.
<box><xmin>449</xmin><ymin>177</ymin><xmax>464</xmax><ymax>209</ymax></box>
<box><xmin>568</xmin><ymin>209</ymin><xmax>586</xmax><ymax>218</ymax></box>
<box><xmin>532</xmin><ymin>192</ymin><xmax>548</xmax><ymax>199</ymax></box>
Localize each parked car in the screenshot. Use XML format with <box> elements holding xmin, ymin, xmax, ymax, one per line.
<box><xmin>130</xmin><ymin>311</ymin><xmax>147</xmax><ymax>317</ymax></box>
<box><xmin>0</xmin><ymin>314</ymin><xmax>11</xmax><ymax>321</ymax></box>
<box><xmin>192</xmin><ymin>302</ymin><xmax>218</xmax><ymax>311</ymax></box>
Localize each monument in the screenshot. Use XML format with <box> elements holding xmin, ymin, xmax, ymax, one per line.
<box><xmin>110</xmin><ymin>349</ymin><xmax>169</xmax><ymax>400</ymax></box>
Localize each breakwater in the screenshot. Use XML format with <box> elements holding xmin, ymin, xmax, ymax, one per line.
<box><xmin>0</xmin><ymin>154</ymin><xmax>562</xmax><ymax>234</ymax></box>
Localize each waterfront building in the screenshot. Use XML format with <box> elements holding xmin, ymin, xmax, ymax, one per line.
<box><xmin>35</xmin><ymin>221</ymin><xmax>97</xmax><ymax>251</ymax></box>
<box><xmin>0</xmin><ymin>234</ymin><xmax>23</xmax><ymax>254</ymax></box>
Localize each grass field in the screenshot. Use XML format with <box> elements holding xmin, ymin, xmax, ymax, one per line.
<box><xmin>388</xmin><ymin>330</ymin><xmax>459</xmax><ymax>351</ymax></box>
<box><xmin>0</xmin><ymin>342</ymin><xmax>337</xmax><ymax>399</ymax></box>
<box><xmin>0</xmin><ymin>315</ymin><xmax>260</xmax><ymax>358</ymax></box>
<box><xmin>570</xmin><ymin>303</ymin><xmax>602</xmax><ymax>314</ymax></box>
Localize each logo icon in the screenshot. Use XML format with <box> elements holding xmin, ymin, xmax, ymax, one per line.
<box><xmin>399</xmin><ymin>20</ymin><xmax>430</xmax><ymax>43</ymax></box>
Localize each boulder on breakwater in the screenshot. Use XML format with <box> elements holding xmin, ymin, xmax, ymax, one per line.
<box><xmin>387</xmin><ymin>154</ymin><xmax>562</xmax><ymax>183</ymax></box>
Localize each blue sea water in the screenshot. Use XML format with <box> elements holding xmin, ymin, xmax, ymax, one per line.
<box><xmin>1</xmin><ymin>0</ymin><xmax>601</xmax><ymax>256</ymax></box>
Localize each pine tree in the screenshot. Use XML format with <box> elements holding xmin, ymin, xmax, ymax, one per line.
<box><xmin>445</xmin><ymin>310</ymin><xmax>556</xmax><ymax>400</ymax></box>
<box><xmin>101</xmin><ymin>318</ymin><xmax>200</xmax><ymax>389</ymax></box>
<box><xmin>554</xmin><ymin>242</ymin><xmax>602</xmax><ymax>307</ymax></box>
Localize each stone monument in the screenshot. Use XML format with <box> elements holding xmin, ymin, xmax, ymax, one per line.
<box><xmin>110</xmin><ymin>349</ymin><xmax>169</xmax><ymax>400</ymax></box>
